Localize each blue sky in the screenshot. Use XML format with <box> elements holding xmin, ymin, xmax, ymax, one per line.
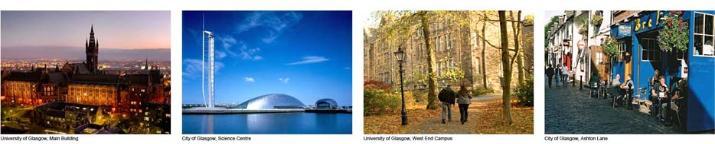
<box><xmin>182</xmin><ymin>11</ymin><xmax>352</xmax><ymax>106</ymax></box>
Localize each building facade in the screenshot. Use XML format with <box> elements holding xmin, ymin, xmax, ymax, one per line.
<box><xmin>364</xmin><ymin>15</ymin><xmax>486</xmax><ymax>90</ymax></box>
<box><xmin>2</xmin><ymin>69</ymin><xmax>67</xmax><ymax>106</ymax></box>
<box><xmin>546</xmin><ymin>11</ymin><xmax>594</xmax><ymax>83</ymax></box>
<box><xmin>609</xmin><ymin>11</ymin><xmax>714</xmax><ymax>132</ymax></box>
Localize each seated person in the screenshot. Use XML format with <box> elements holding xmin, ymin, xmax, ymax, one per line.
<box><xmin>611</xmin><ymin>74</ymin><xmax>622</xmax><ymax>87</ymax></box>
<box><xmin>619</xmin><ymin>76</ymin><xmax>633</xmax><ymax>95</ymax></box>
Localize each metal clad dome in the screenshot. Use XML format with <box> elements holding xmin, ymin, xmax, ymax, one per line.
<box><xmin>315</xmin><ymin>98</ymin><xmax>338</xmax><ymax>109</ymax></box>
<box><xmin>238</xmin><ymin>93</ymin><xmax>305</xmax><ymax>110</ymax></box>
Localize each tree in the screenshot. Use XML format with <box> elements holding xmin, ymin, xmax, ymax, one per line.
<box><xmin>481</xmin><ymin>13</ymin><xmax>490</xmax><ymax>89</ymax></box>
<box><xmin>498</xmin><ymin>11</ymin><xmax>513</xmax><ymax>124</ymax></box>
<box><xmin>374</xmin><ymin>11</ymin><xmax>440</xmax><ymax>110</ymax></box>
<box><xmin>438</xmin><ymin>66</ymin><xmax>466</xmax><ymax>84</ymax></box>
<box><xmin>510</xmin><ymin>11</ymin><xmax>524</xmax><ymax>84</ymax></box>
<box><xmin>416</xmin><ymin>11</ymin><xmax>440</xmax><ymax>110</ymax></box>
<box><xmin>602</xmin><ymin>37</ymin><xmax>619</xmax><ymax>79</ymax></box>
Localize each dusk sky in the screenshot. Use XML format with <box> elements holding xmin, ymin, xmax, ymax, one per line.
<box><xmin>2</xmin><ymin>11</ymin><xmax>170</xmax><ymax>49</ymax></box>
<box><xmin>182</xmin><ymin>11</ymin><xmax>352</xmax><ymax>106</ymax></box>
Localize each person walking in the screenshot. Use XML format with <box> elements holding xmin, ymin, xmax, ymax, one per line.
<box><xmin>546</xmin><ymin>65</ymin><xmax>554</xmax><ymax>88</ymax></box>
<box><xmin>456</xmin><ymin>85</ymin><xmax>472</xmax><ymax>125</ymax></box>
<box><xmin>438</xmin><ymin>84</ymin><xmax>456</xmax><ymax>124</ymax></box>
<box><xmin>555</xmin><ymin>65</ymin><xmax>561</xmax><ymax>85</ymax></box>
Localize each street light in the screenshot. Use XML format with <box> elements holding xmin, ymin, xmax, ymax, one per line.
<box><xmin>394</xmin><ymin>45</ymin><xmax>407</xmax><ymax>125</ymax></box>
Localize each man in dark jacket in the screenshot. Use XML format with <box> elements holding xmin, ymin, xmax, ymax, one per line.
<box><xmin>438</xmin><ymin>84</ymin><xmax>457</xmax><ymax>124</ymax></box>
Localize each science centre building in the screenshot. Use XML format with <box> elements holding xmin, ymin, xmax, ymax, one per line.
<box><xmin>237</xmin><ymin>93</ymin><xmax>306</xmax><ymax>110</ymax></box>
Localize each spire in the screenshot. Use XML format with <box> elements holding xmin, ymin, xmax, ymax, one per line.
<box><xmin>145</xmin><ymin>58</ymin><xmax>149</xmax><ymax>70</ymax></box>
<box><xmin>90</xmin><ymin>25</ymin><xmax>94</xmax><ymax>35</ymax></box>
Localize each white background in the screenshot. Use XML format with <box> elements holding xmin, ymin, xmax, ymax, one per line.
<box><xmin>0</xmin><ymin>0</ymin><xmax>714</xmax><ymax>144</ymax></box>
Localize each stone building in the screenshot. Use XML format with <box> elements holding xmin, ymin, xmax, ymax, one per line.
<box><xmin>365</xmin><ymin>12</ymin><xmax>530</xmax><ymax>92</ymax></box>
<box><xmin>364</xmin><ymin>16</ymin><xmax>476</xmax><ymax>90</ymax></box>
<box><xmin>2</xmin><ymin>26</ymin><xmax>168</xmax><ymax>113</ymax></box>
<box><xmin>1</xmin><ymin>67</ymin><xmax>67</xmax><ymax>106</ymax></box>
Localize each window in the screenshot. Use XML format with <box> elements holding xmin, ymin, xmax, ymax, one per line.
<box><xmin>694</xmin><ymin>12</ymin><xmax>715</xmax><ymax>56</ymax></box>
<box><xmin>447</xmin><ymin>33</ymin><xmax>452</xmax><ymax>50</ymax></box>
<box><xmin>640</xmin><ymin>38</ymin><xmax>660</xmax><ymax>61</ymax></box>
<box><xmin>435</xmin><ymin>36</ymin><xmax>440</xmax><ymax>51</ymax></box>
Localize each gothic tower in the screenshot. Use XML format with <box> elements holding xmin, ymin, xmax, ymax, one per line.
<box><xmin>86</xmin><ymin>25</ymin><xmax>99</xmax><ymax>72</ymax></box>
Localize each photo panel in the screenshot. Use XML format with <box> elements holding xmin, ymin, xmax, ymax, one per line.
<box><xmin>363</xmin><ymin>10</ymin><xmax>535</xmax><ymax>134</ymax></box>
<box><xmin>543</xmin><ymin>10</ymin><xmax>715</xmax><ymax>134</ymax></box>
<box><xmin>180</xmin><ymin>11</ymin><xmax>354</xmax><ymax>134</ymax></box>
<box><xmin>0</xmin><ymin>11</ymin><xmax>172</xmax><ymax>134</ymax></box>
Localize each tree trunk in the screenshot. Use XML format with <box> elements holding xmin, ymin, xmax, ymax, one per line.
<box><xmin>480</xmin><ymin>13</ymin><xmax>488</xmax><ymax>89</ymax></box>
<box><xmin>510</xmin><ymin>11</ymin><xmax>524</xmax><ymax>84</ymax></box>
<box><xmin>419</xmin><ymin>12</ymin><xmax>439</xmax><ymax>110</ymax></box>
<box><xmin>498</xmin><ymin>11</ymin><xmax>513</xmax><ymax>124</ymax></box>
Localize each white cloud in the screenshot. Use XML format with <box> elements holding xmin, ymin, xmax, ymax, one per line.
<box><xmin>183</xmin><ymin>59</ymin><xmax>203</xmax><ymax>78</ymax></box>
<box><xmin>183</xmin><ymin>59</ymin><xmax>224</xmax><ymax>79</ymax></box>
<box><xmin>236</xmin><ymin>12</ymin><xmax>303</xmax><ymax>44</ymax></box>
<box><xmin>244</xmin><ymin>77</ymin><xmax>255</xmax><ymax>83</ymax></box>
<box><xmin>278</xmin><ymin>77</ymin><xmax>290</xmax><ymax>84</ymax></box>
<box><xmin>237</xmin><ymin>41</ymin><xmax>262</xmax><ymax>61</ymax></box>
<box><xmin>215</xmin><ymin>50</ymin><xmax>227</xmax><ymax>59</ymax></box>
<box><xmin>219</xmin><ymin>36</ymin><xmax>238</xmax><ymax>57</ymax></box>
<box><xmin>215</xmin><ymin>36</ymin><xmax>262</xmax><ymax>61</ymax></box>
<box><xmin>286</xmin><ymin>56</ymin><xmax>329</xmax><ymax>65</ymax></box>
<box><xmin>261</xmin><ymin>31</ymin><xmax>280</xmax><ymax>43</ymax></box>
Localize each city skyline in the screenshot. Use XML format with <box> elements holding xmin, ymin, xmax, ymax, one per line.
<box><xmin>182</xmin><ymin>11</ymin><xmax>352</xmax><ymax>106</ymax></box>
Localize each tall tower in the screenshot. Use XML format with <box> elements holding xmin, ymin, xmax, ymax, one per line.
<box><xmin>203</xmin><ymin>31</ymin><xmax>215</xmax><ymax>108</ymax></box>
<box><xmin>86</xmin><ymin>25</ymin><xmax>99</xmax><ymax>72</ymax></box>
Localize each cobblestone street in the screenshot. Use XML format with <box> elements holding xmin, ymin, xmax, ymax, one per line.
<box><xmin>545</xmin><ymin>81</ymin><xmax>680</xmax><ymax>134</ymax></box>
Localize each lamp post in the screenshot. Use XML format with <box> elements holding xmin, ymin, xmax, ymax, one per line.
<box><xmin>394</xmin><ymin>46</ymin><xmax>407</xmax><ymax>125</ymax></box>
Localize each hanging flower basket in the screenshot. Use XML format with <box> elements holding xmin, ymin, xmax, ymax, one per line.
<box><xmin>658</xmin><ymin>11</ymin><xmax>689</xmax><ymax>53</ymax></box>
<box><xmin>602</xmin><ymin>37</ymin><xmax>620</xmax><ymax>61</ymax></box>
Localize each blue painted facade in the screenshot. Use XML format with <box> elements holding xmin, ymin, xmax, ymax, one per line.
<box><xmin>685</xmin><ymin>11</ymin><xmax>715</xmax><ymax>132</ymax></box>
<box><xmin>610</xmin><ymin>11</ymin><xmax>714</xmax><ymax>132</ymax></box>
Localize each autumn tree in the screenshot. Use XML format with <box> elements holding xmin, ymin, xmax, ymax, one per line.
<box><xmin>498</xmin><ymin>11</ymin><xmax>513</xmax><ymax>124</ymax></box>
<box><xmin>510</xmin><ymin>11</ymin><xmax>524</xmax><ymax>84</ymax></box>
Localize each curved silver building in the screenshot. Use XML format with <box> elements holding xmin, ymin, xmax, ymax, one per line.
<box><xmin>315</xmin><ymin>98</ymin><xmax>338</xmax><ymax>109</ymax></box>
<box><xmin>238</xmin><ymin>94</ymin><xmax>305</xmax><ymax>110</ymax></box>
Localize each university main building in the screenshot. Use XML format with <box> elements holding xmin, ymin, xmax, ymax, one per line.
<box><xmin>1</xmin><ymin>26</ymin><xmax>170</xmax><ymax>134</ymax></box>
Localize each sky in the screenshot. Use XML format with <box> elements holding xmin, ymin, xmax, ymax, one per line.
<box><xmin>1</xmin><ymin>11</ymin><xmax>171</xmax><ymax>49</ymax></box>
<box><xmin>182</xmin><ymin>11</ymin><xmax>353</xmax><ymax>106</ymax></box>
